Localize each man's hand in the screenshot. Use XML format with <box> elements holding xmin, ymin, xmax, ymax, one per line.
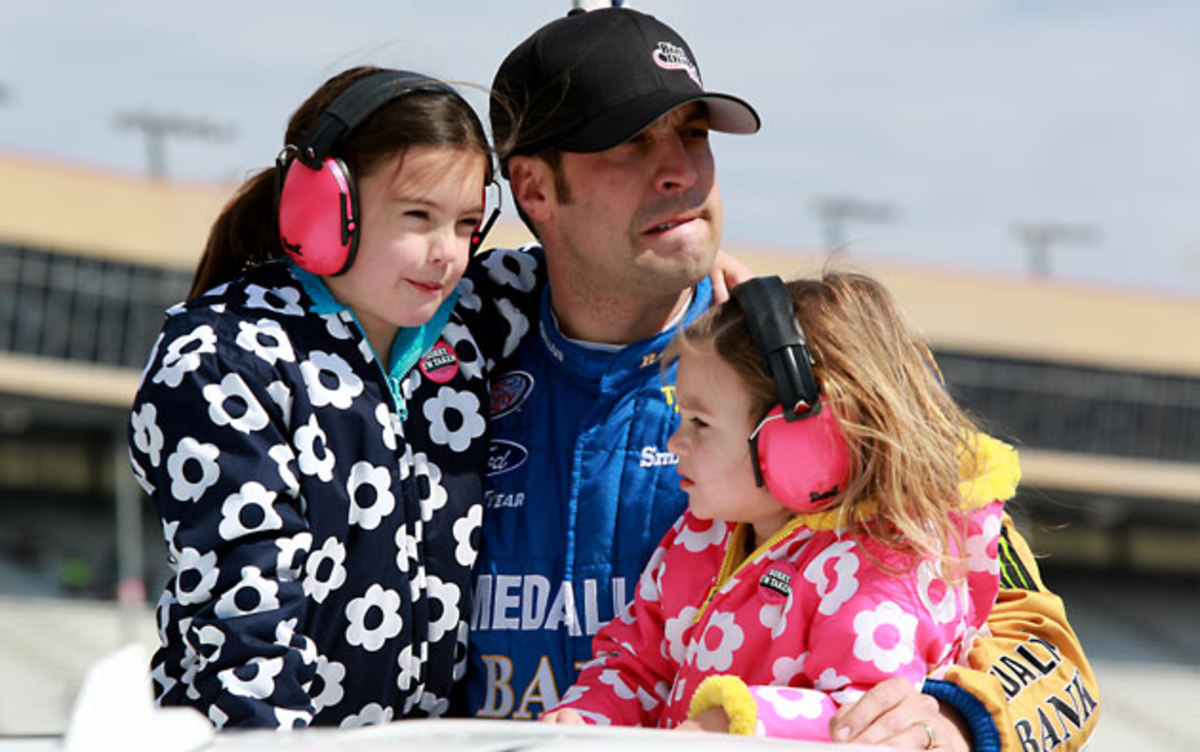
<box><xmin>539</xmin><ymin>708</ymin><xmax>586</xmax><ymax>725</ymax></box>
<box><xmin>675</xmin><ymin>707</ymin><xmax>731</xmax><ymax>733</ymax></box>
<box><xmin>829</xmin><ymin>677</ymin><xmax>969</xmax><ymax>750</ymax></box>
<box><xmin>709</xmin><ymin>250</ymin><xmax>753</xmax><ymax>303</ymax></box>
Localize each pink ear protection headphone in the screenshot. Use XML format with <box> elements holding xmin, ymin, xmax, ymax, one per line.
<box><xmin>276</xmin><ymin>70</ymin><xmax>499</xmax><ymax>276</ymax></box>
<box><xmin>731</xmin><ymin>276</ymin><xmax>851</xmax><ymax>513</ymax></box>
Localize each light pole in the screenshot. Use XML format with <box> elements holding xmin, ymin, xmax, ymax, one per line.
<box><xmin>1011</xmin><ymin>221</ymin><xmax>1098</xmax><ymax>278</ymax></box>
<box><xmin>113</xmin><ymin>110</ymin><xmax>236</xmax><ymax>180</ymax></box>
<box><xmin>812</xmin><ymin>196</ymin><xmax>897</xmax><ymax>255</ymax></box>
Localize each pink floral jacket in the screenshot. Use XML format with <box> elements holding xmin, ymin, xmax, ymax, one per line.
<box><xmin>551</xmin><ymin>441</ymin><xmax>1016</xmax><ymax>740</ymax></box>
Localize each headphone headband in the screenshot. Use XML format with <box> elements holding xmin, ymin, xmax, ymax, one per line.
<box><xmin>730</xmin><ymin>276</ymin><xmax>820</xmax><ymax>421</ymax></box>
<box><xmin>294</xmin><ymin>70</ymin><xmax>454</xmax><ymax>167</ymax></box>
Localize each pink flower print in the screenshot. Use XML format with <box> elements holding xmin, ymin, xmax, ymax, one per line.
<box><xmin>852</xmin><ymin>601</ymin><xmax>919</xmax><ymax>673</ymax></box>
<box><xmin>967</xmin><ymin>512</ymin><xmax>1002</xmax><ymax>575</ymax></box>
<box><xmin>803</xmin><ymin>539</ymin><xmax>860</xmax><ymax>615</ymax></box>
<box><xmin>917</xmin><ymin>560</ymin><xmax>960</xmax><ymax>625</ymax></box>
<box><xmin>695</xmin><ymin>611</ymin><xmax>745</xmax><ymax>672</ymax></box>
<box><xmin>770</xmin><ymin>653</ymin><xmax>808</xmax><ymax>685</ymax></box>
<box><xmin>677</xmin><ymin>516</ymin><xmax>728</xmax><ymax>553</ymax></box>
<box><xmin>757</xmin><ymin>686</ymin><xmax>833</xmax><ymax>722</ymax></box>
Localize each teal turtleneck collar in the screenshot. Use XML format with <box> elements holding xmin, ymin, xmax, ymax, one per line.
<box><xmin>290</xmin><ymin>261</ymin><xmax>457</xmax><ymax>418</ymax></box>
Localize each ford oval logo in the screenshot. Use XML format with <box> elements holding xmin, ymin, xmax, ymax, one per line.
<box><xmin>488</xmin><ymin>440</ymin><xmax>528</xmax><ymax>476</ymax></box>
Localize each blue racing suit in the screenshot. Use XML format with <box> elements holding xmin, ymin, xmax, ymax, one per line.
<box><xmin>460</xmin><ymin>246</ymin><xmax>1020</xmax><ymax>750</ymax></box>
<box><xmin>463</xmin><ymin>246</ymin><xmax>710</xmax><ymax>718</ymax></box>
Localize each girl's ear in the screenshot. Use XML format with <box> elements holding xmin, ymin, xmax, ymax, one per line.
<box><xmin>507</xmin><ymin>155</ymin><xmax>554</xmax><ymax>224</ymax></box>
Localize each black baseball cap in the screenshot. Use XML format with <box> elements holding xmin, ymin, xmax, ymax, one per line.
<box><xmin>491</xmin><ymin>7</ymin><xmax>760</xmax><ymax>167</ymax></box>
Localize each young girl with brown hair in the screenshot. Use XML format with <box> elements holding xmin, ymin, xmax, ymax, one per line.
<box><xmin>129</xmin><ymin>65</ymin><xmax>499</xmax><ymax>729</ymax></box>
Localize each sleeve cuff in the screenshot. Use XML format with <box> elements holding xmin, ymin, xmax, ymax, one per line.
<box><xmin>688</xmin><ymin>675</ymin><xmax>758</xmax><ymax>736</ymax></box>
<box><xmin>922</xmin><ymin>678</ymin><xmax>1001</xmax><ymax>752</ymax></box>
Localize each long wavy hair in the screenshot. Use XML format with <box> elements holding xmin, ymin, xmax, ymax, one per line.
<box><xmin>672</xmin><ymin>272</ymin><xmax>983</xmax><ymax>570</ymax></box>
<box><xmin>189</xmin><ymin>66</ymin><xmax>492</xmax><ymax>298</ymax></box>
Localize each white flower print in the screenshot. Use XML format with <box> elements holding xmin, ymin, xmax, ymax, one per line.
<box><xmin>154</xmin><ymin>589</ymin><xmax>175</xmax><ymax>648</ymax></box>
<box><xmin>559</xmin><ymin>683</ymin><xmax>590</xmax><ymax>706</ymax></box>
<box><xmin>274</xmin><ymin>708</ymin><xmax>310</xmax><ymax>729</ymax></box>
<box><xmin>346</xmin><ymin>461</ymin><xmax>396</xmax><ymax>531</ymax></box>
<box><xmin>455</xmin><ymin>275</ymin><xmax>481</xmax><ymax>311</ymax></box>
<box><xmin>220</xmin><ymin>656</ymin><xmax>283</xmax><ymax>699</ymax></box>
<box><xmin>396</xmin><ymin>643</ymin><xmax>422</xmax><ymax>692</ymax></box>
<box><xmin>853</xmin><ymin>600</ymin><xmax>919</xmax><ymax>673</ymax></box>
<box><xmin>192</xmin><ymin>624</ymin><xmax>226</xmax><ymax>671</ymax></box>
<box><xmin>207</xmin><ymin>705</ymin><xmax>229</xmax><ymax>730</ymax></box>
<box><xmin>356</xmin><ymin>337</ymin><xmax>374</xmax><ymax>365</ymax></box>
<box><xmin>803</xmin><ymin>539</ymin><xmax>860</xmax><ymax>616</ymax></box>
<box><xmin>663</xmin><ymin>606</ymin><xmax>700</xmax><ymax>663</ymax></box>
<box><xmin>440</xmin><ymin>321</ymin><xmax>484</xmax><ymax>381</ymax></box>
<box><xmin>304</xmin><ymin>537</ymin><xmax>348</xmax><ymax>603</ymax></box>
<box><xmin>599</xmin><ymin>668</ymin><xmax>638</xmax><ymax>700</ymax></box>
<box><xmin>375</xmin><ymin>403</ymin><xmax>397</xmax><ymax>451</ymax></box>
<box><xmin>813</xmin><ymin>667</ymin><xmax>852</xmax><ymax>693</ymax></box>
<box><xmin>130</xmin><ymin>453</ymin><xmax>154</xmax><ymax>496</ymax></box>
<box><xmin>404</xmin><ymin>452</ymin><xmax>447</xmax><ymax>522</ymax></box>
<box><xmin>426</xmin><ymin>575</ymin><xmax>461</xmax><ymax>643</ymax></box>
<box><xmin>274</xmin><ymin>531</ymin><xmax>312</xmax><ymax>584</ymax></box>
<box><xmin>495</xmin><ymin>297</ymin><xmax>531</xmax><ymax>361</ymax></box>
<box><xmin>173</xmin><ymin>547</ymin><xmax>219</xmax><ymax>606</ymax></box>
<box><xmin>677</xmin><ymin>517</ymin><xmax>728</xmax><ymax>553</ymax></box>
<box><xmin>294</xmin><ymin>414</ymin><xmax>335</xmax><ymax>482</ymax></box>
<box><xmin>214</xmin><ymin>566</ymin><xmax>280</xmax><ymax>618</ymax></box>
<box><xmin>153</xmin><ymin>324</ymin><xmax>217</xmax><ymax>388</ymax></box>
<box><xmin>453</xmin><ymin>622</ymin><xmax>470</xmax><ymax>682</ymax></box>
<box><xmin>759</xmin><ymin>599</ymin><xmax>790</xmax><ymax>639</ymax></box>
<box><xmin>300</xmin><ymin>351</ymin><xmax>364</xmax><ymax>409</ymax></box>
<box><xmin>235</xmin><ymin>318</ymin><xmax>295</xmax><ymax>365</ymax></box>
<box><xmin>130</xmin><ymin>402</ymin><xmax>163</xmax><ymax>466</ymax></box>
<box><xmin>265</xmin><ymin>380</ymin><xmax>293</xmax><ymax>430</ymax></box>
<box><xmin>245</xmin><ymin>283</ymin><xmax>304</xmax><ymax>316</ymax></box>
<box><xmin>574</xmin><ymin>709</ymin><xmax>613</xmax><ymax>726</ymax></box>
<box><xmin>638</xmin><ymin>544</ymin><xmax>669</xmax><ymax>603</ymax></box>
<box><xmin>452</xmin><ymin>504</ymin><xmax>482</xmax><ymax>568</ymax></box>
<box><xmin>267</xmin><ymin>443</ymin><xmax>300</xmax><ymax>493</ymax></box>
<box><xmin>338</xmin><ymin>702</ymin><xmax>394</xmax><ymax>729</ymax></box>
<box><xmin>345</xmin><ymin>584</ymin><xmax>403</xmax><ymax>651</ymax></box>
<box><xmin>395</xmin><ymin>522</ymin><xmax>420</xmax><ymax>574</ymax></box>
<box><xmin>400</xmin><ymin>368</ymin><xmax>421</xmax><ymax>404</ymax></box>
<box><xmin>771</xmin><ymin>653</ymin><xmax>808</xmax><ymax>685</ymax></box>
<box><xmin>423</xmin><ymin>387</ymin><xmax>485</xmax><ymax>452</ymax></box>
<box><xmin>482</xmin><ymin>247</ymin><xmax>539</xmax><ymax>291</ymax></box>
<box><xmin>758</xmin><ymin>686</ymin><xmax>830</xmax><ymax>721</ymax></box>
<box><xmin>417</xmin><ymin>693</ymin><xmax>449</xmax><ymax>717</ymax></box>
<box><xmin>218</xmin><ymin>482</ymin><xmax>283</xmax><ymax>541</ymax></box>
<box><xmin>149</xmin><ymin>660</ymin><xmax>176</xmax><ymax>703</ymax></box>
<box><xmin>161</xmin><ymin>519</ymin><xmax>181</xmax><ymax>563</ymax></box>
<box><xmin>204</xmin><ymin>373</ymin><xmax>270</xmax><ymax>435</ymax></box>
<box><xmin>917</xmin><ymin>560</ymin><xmax>959</xmax><ymax>625</ymax></box>
<box><xmin>166</xmin><ymin>437</ymin><xmax>221</xmax><ymax>502</ymax></box>
<box><xmin>695</xmin><ymin>611</ymin><xmax>745</xmax><ymax>672</ymax></box>
<box><xmin>323</xmin><ymin>313</ymin><xmax>354</xmax><ymax>341</ymax></box>
<box><xmin>967</xmin><ymin>512</ymin><xmax>1002</xmax><ymax>575</ymax></box>
<box><xmin>311</xmin><ymin>655</ymin><xmax>346</xmax><ymax>713</ymax></box>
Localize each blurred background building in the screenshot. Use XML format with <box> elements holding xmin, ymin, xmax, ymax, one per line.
<box><xmin>1</xmin><ymin>151</ymin><xmax>1197</xmax><ymax>749</ymax></box>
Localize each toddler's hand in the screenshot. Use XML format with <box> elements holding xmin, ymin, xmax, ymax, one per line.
<box><xmin>540</xmin><ymin>708</ymin><xmax>586</xmax><ymax>724</ymax></box>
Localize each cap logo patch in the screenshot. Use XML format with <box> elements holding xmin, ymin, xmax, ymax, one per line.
<box><xmin>652</xmin><ymin>41</ymin><xmax>702</xmax><ymax>87</ymax></box>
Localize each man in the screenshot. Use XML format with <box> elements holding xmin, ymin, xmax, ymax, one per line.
<box><xmin>465</xmin><ymin>8</ymin><xmax>1099</xmax><ymax>751</ymax></box>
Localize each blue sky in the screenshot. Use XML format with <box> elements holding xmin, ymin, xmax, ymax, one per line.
<box><xmin>3</xmin><ymin>0</ymin><xmax>1197</xmax><ymax>297</ymax></box>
